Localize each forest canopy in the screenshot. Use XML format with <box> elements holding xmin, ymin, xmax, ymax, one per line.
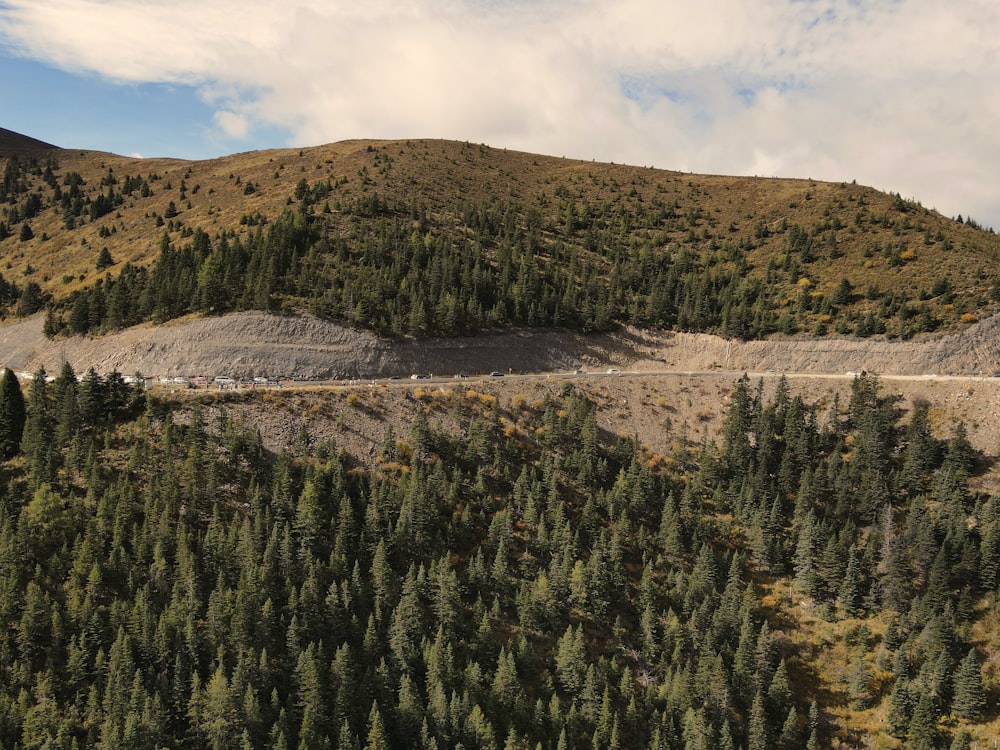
<box><xmin>0</xmin><ymin>369</ymin><xmax>995</xmax><ymax>748</ymax></box>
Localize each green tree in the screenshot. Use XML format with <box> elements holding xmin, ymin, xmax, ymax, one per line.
<box><xmin>907</xmin><ymin>693</ymin><xmax>940</xmax><ymax>750</ymax></box>
<box><xmin>21</xmin><ymin>368</ymin><xmax>55</xmax><ymax>485</ymax></box>
<box><xmin>847</xmin><ymin>650</ymin><xmax>874</xmax><ymax>710</ymax></box>
<box><xmin>950</xmin><ymin>648</ymin><xmax>986</xmax><ymax>722</ymax></box>
<box><xmin>364</xmin><ymin>701</ymin><xmax>390</xmax><ymax>750</ymax></box>
<box><xmin>200</xmin><ymin>666</ymin><xmax>240</xmax><ymax>750</ymax></box>
<box><xmin>887</xmin><ymin>675</ymin><xmax>913</xmax><ymax>738</ymax></box>
<box><xmin>96</xmin><ymin>246</ymin><xmax>115</xmax><ymax>270</ymax></box>
<box><xmin>554</xmin><ymin>624</ymin><xmax>586</xmax><ymax>696</ymax></box>
<box><xmin>0</xmin><ymin>368</ymin><xmax>26</xmax><ymax>458</ymax></box>
<box><xmin>747</xmin><ymin>691</ymin><xmax>770</xmax><ymax>750</ymax></box>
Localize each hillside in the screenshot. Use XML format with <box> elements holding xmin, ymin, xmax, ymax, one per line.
<box><xmin>4</xmin><ymin>130</ymin><xmax>1000</xmax><ymax>749</ymax></box>
<box><xmin>2</xmin><ymin>132</ymin><xmax>1000</xmax><ymax>343</ymax></box>
<box><xmin>0</xmin><ymin>352</ymin><xmax>998</xmax><ymax>749</ymax></box>
<box><xmin>0</xmin><ymin>127</ymin><xmax>58</xmax><ymax>155</ymax></box>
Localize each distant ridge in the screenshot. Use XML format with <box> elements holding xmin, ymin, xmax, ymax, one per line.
<box><xmin>0</xmin><ymin>127</ymin><xmax>59</xmax><ymax>155</ymax></box>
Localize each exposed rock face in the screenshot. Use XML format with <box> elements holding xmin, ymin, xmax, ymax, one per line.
<box><xmin>1</xmin><ymin>311</ymin><xmax>999</xmax><ymax>380</ymax></box>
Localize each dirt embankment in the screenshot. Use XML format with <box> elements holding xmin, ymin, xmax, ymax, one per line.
<box><xmin>3</xmin><ymin>310</ymin><xmax>1000</xmax><ymax>381</ymax></box>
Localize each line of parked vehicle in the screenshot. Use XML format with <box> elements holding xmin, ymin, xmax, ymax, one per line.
<box><xmin>405</xmin><ymin>371</ymin><xmax>506</xmax><ymax>380</ymax></box>
<box><xmin>157</xmin><ymin>368</ymin><xmax>626</xmax><ymax>387</ymax></box>
<box><xmin>11</xmin><ymin>366</ymin><xmax>629</xmax><ymax>391</ymax></box>
<box><xmin>156</xmin><ymin>375</ymin><xmax>284</xmax><ymax>388</ymax></box>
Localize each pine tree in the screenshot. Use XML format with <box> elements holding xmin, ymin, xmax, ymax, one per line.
<box><xmin>747</xmin><ymin>691</ymin><xmax>770</xmax><ymax>750</ymax></box>
<box><xmin>364</xmin><ymin>701</ymin><xmax>390</xmax><ymax>750</ymax></box>
<box><xmin>950</xmin><ymin>648</ymin><xmax>986</xmax><ymax>722</ymax></box>
<box><xmin>0</xmin><ymin>367</ymin><xmax>26</xmax><ymax>458</ymax></box>
<box><xmin>200</xmin><ymin>666</ymin><xmax>239</xmax><ymax>750</ymax></box>
<box><xmin>766</xmin><ymin>658</ymin><xmax>792</xmax><ymax>722</ymax></box>
<box><xmin>554</xmin><ymin>624</ymin><xmax>586</xmax><ymax>696</ymax></box>
<box><xmin>21</xmin><ymin>367</ymin><xmax>55</xmax><ymax>485</ymax></box>
<box><xmin>979</xmin><ymin>521</ymin><xmax>1000</xmax><ymax>591</ymax></box>
<box><xmin>777</xmin><ymin>707</ymin><xmax>800</xmax><ymax>750</ymax></box>
<box><xmin>887</xmin><ymin>675</ymin><xmax>913</xmax><ymax>738</ymax></box>
<box><xmin>838</xmin><ymin>547</ymin><xmax>862</xmax><ymax>617</ymax></box>
<box><xmin>847</xmin><ymin>650</ymin><xmax>874</xmax><ymax>710</ymax></box>
<box><xmin>96</xmin><ymin>246</ymin><xmax>115</xmax><ymax>270</ymax></box>
<box><xmin>907</xmin><ymin>692</ymin><xmax>940</xmax><ymax>750</ymax></box>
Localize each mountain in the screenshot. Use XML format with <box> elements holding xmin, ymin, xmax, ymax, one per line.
<box><xmin>1</xmin><ymin>131</ymin><xmax>1000</xmax><ymax>748</ymax></box>
<box><xmin>0</xmin><ymin>127</ymin><xmax>58</xmax><ymax>154</ymax></box>
<box><xmin>2</xmin><ymin>133</ymin><xmax>999</xmax><ymax>345</ymax></box>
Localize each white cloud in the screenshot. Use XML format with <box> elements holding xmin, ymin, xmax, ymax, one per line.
<box><xmin>213</xmin><ymin>110</ymin><xmax>249</xmax><ymax>140</ymax></box>
<box><xmin>1</xmin><ymin>0</ymin><xmax>999</xmax><ymax>226</ymax></box>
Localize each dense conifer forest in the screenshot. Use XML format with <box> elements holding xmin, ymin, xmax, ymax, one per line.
<box><xmin>0</xmin><ymin>366</ymin><xmax>995</xmax><ymax>748</ymax></box>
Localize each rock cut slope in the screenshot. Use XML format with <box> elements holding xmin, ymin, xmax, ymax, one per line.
<box><xmin>2</xmin><ymin>308</ymin><xmax>999</xmax><ymax>380</ymax></box>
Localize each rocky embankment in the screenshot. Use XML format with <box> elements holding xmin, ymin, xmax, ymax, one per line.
<box><xmin>1</xmin><ymin>310</ymin><xmax>999</xmax><ymax>380</ymax></box>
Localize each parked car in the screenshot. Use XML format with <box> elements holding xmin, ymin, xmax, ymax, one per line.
<box><xmin>410</xmin><ymin>373</ymin><xmax>430</xmax><ymax>380</ymax></box>
<box><xmin>490</xmin><ymin>371</ymin><xmax>504</xmax><ymax>377</ymax></box>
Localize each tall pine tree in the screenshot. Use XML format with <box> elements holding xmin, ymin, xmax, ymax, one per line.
<box><xmin>0</xmin><ymin>368</ymin><xmax>26</xmax><ymax>458</ymax></box>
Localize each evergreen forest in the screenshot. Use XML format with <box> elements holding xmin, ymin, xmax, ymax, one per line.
<box><xmin>0</xmin><ymin>366</ymin><xmax>996</xmax><ymax>749</ymax></box>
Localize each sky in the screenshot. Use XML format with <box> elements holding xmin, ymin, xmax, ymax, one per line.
<box><xmin>1</xmin><ymin>0</ymin><xmax>999</xmax><ymax>229</ymax></box>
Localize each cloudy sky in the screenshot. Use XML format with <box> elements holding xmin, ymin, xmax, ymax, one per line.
<box><xmin>2</xmin><ymin>0</ymin><xmax>998</xmax><ymax>228</ymax></box>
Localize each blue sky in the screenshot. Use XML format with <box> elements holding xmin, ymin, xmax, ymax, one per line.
<box><xmin>1</xmin><ymin>57</ymin><xmax>236</xmax><ymax>158</ymax></box>
<box><xmin>2</xmin><ymin>0</ymin><xmax>999</xmax><ymax>229</ymax></box>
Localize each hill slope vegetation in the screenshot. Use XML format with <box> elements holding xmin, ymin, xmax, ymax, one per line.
<box><xmin>2</xmin><ymin>133</ymin><xmax>1000</xmax><ymax>344</ymax></box>
<box><xmin>3</xmin><ymin>129</ymin><xmax>1000</xmax><ymax>750</ymax></box>
<box><xmin>0</xmin><ymin>366</ymin><xmax>997</xmax><ymax>748</ymax></box>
